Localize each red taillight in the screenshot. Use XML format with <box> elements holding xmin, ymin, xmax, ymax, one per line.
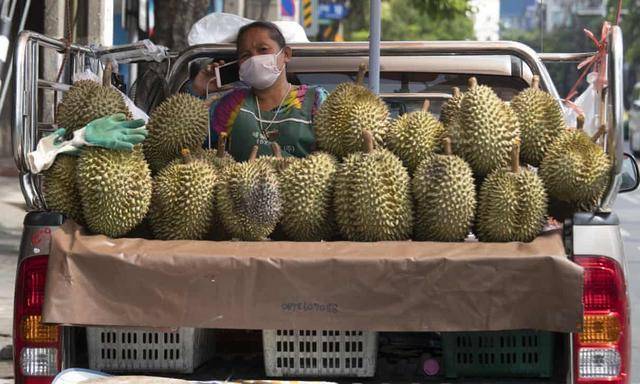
<box><xmin>13</xmin><ymin>255</ymin><xmax>60</xmax><ymax>383</ymax></box>
<box><xmin>574</xmin><ymin>256</ymin><xmax>629</xmax><ymax>384</ymax></box>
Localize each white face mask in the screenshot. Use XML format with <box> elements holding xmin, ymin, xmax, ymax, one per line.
<box><xmin>239</xmin><ymin>49</ymin><xmax>284</xmax><ymax>90</ymax></box>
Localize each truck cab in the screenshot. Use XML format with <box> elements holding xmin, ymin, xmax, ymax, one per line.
<box><xmin>11</xmin><ymin>27</ymin><xmax>640</xmax><ymax>384</ymax></box>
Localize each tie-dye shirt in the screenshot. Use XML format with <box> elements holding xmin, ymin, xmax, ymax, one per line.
<box><xmin>210</xmin><ymin>84</ymin><xmax>328</xmax><ymax>141</ymax></box>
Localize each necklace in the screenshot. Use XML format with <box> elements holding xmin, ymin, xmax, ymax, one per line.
<box><xmin>255</xmin><ymin>83</ymin><xmax>292</xmax><ymax>142</ymax></box>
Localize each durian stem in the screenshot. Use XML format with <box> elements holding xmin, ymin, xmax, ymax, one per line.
<box><xmin>468</xmin><ymin>77</ymin><xmax>478</xmax><ymax>89</ymax></box>
<box><xmin>531</xmin><ymin>75</ymin><xmax>540</xmax><ymax>90</ymax></box>
<box><xmin>180</xmin><ymin>148</ymin><xmax>192</xmax><ymax>164</ymax></box>
<box><xmin>102</xmin><ymin>61</ymin><xmax>113</xmax><ymax>87</ymax></box>
<box><xmin>442</xmin><ymin>138</ymin><xmax>452</xmax><ymax>156</ymax></box>
<box><xmin>271</xmin><ymin>142</ymin><xmax>283</xmax><ymax>158</ymax></box>
<box><xmin>422</xmin><ymin>99</ymin><xmax>431</xmax><ymax>112</ymax></box>
<box><xmin>356</xmin><ymin>63</ymin><xmax>367</xmax><ymax>85</ymax></box>
<box><xmin>248</xmin><ymin>145</ymin><xmax>259</xmax><ymax>161</ymax></box>
<box><xmin>576</xmin><ymin>114</ymin><xmax>586</xmax><ymax>130</ymax></box>
<box><xmin>592</xmin><ymin>125</ymin><xmax>607</xmax><ymax>143</ymax></box>
<box><xmin>362</xmin><ymin>130</ymin><xmax>375</xmax><ymax>154</ymax></box>
<box><xmin>452</xmin><ymin>87</ymin><xmax>461</xmax><ymax>98</ymax></box>
<box><xmin>511</xmin><ymin>141</ymin><xmax>521</xmax><ymax>173</ymax></box>
<box><xmin>217</xmin><ymin>132</ymin><xmax>228</xmax><ymax>158</ymax></box>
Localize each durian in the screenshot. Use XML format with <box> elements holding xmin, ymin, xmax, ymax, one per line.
<box><xmin>476</xmin><ymin>141</ymin><xmax>547</xmax><ymax>242</ymax></box>
<box><xmin>172</xmin><ymin>132</ymin><xmax>235</xmax><ymax>171</ymax></box>
<box><xmin>43</xmin><ymin>155</ymin><xmax>83</xmax><ymax>223</ymax></box>
<box><xmin>55</xmin><ymin>66</ymin><xmax>130</xmax><ymax>134</ymax></box>
<box><xmin>539</xmin><ymin>115</ymin><xmax>611</xmax><ymax>208</ymax></box>
<box><xmin>255</xmin><ymin>142</ymin><xmax>298</xmax><ymax>174</ymax></box>
<box><xmin>412</xmin><ymin>138</ymin><xmax>476</xmax><ymax>241</ymax></box>
<box><xmin>459</xmin><ymin>77</ymin><xmax>520</xmax><ymax>177</ymax></box>
<box><xmin>511</xmin><ymin>75</ymin><xmax>565</xmax><ymax>166</ymax></box>
<box><xmin>280</xmin><ymin>152</ymin><xmax>337</xmax><ymax>241</ymax></box>
<box><xmin>216</xmin><ymin>146</ymin><xmax>282</xmax><ymax>240</ymax></box>
<box><xmin>315</xmin><ymin>64</ymin><xmax>390</xmax><ymax>158</ymax></box>
<box><xmin>76</xmin><ymin>147</ymin><xmax>152</xmax><ymax>237</ymax></box>
<box><xmin>150</xmin><ymin>149</ymin><xmax>218</xmax><ymax>240</ymax></box>
<box><xmin>144</xmin><ymin>93</ymin><xmax>210</xmax><ymax>173</ymax></box>
<box><xmin>334</xmin><ymin>131</ymin><xmax>413</xmax><ymax>241</ymax></box>
<box><xmin>440</xmin><ymin>87</ymin><xmax>464</xmax><ymax>153</ymax></box>
<box><xmin>386</xmin><ymin>100</ymin><xmax>445</xmax><ymax>173</ymax></box>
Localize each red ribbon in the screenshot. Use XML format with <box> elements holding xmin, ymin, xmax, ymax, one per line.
<box><xmin>564</xmin><ymin>22</ymin><xmax>611</xmax><ymax>102</ymax></box>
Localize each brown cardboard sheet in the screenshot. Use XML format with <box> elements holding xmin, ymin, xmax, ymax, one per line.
<box><xmin>42</xmin><ymin>221</ymin><xmax>583</xmax><ymax>332</ymax></box>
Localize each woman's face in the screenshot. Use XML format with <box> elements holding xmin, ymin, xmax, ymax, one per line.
<box><xmin>237</xmin><ymin>27</ymin><xmax>291</xmax><ymax>67</ymax></box>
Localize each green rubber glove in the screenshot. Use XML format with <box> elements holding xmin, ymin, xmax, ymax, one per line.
<box><xmin>79</xmin><ymin>113</ymin><xmax>148</xmax><ymax>151</ymax></box>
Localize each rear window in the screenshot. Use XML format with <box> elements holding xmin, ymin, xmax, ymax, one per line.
<box><xmin>289</xmin><ymin>72</ymin><xmax>529</xmax><ymax>118</ymax></box>
<box><xmin>292</xmin><ymin>72</ymin><xmax>527</xmax><ymax>98</ymax></box>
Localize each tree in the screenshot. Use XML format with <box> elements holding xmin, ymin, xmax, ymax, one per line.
<box><xmin>154</xmin><ymin>0</ymin><xmax>210</xmax><ymax>51</ymax></box>
<box><xmin>343</xmin><ymin>0</ymin><xmax>474</xmax><ymax>41</ymax></box>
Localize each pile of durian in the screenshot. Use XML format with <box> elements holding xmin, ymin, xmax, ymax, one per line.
<box><xmin>44</xmin><ymin>72</ymin><xmax>611</xmax><ymax>243</ymax></box>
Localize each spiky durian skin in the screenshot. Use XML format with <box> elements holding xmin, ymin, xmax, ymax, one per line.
<box><xmin>43</xmin><ymin>155</ymin><xmax>83</xmax><ymax>223</ymax></box>
<box><xmin>255</xmin><ymin>156</ymin><xmax>298</xmax><ymax>174</ymax></box>
<box><xmin>144</xmin><ymin>94</ymin><xmax>210</xmax><ymax>173</ymax></box>
<box><xmin>440</xmin><ymin>91</ymin><xmax>464</xmax><ymax>153</ymax></box>
<box><xmin>199</xmin><ymin>149</ymin><xmax>236</xmax><ymax>170</ymax></box>
<box><xmin>314</xmin><ymin>83</ymin><xmax>389</xmax><ymax>158</ymax></box>
<box><xmin>386</xmin><ymin>111</ymin><xmax>445</xmax><ymax>173</ymax></box>
<box><xmin>56</xmin><ymin>81</ymin><xmax>101</xmax><ymax>133</ymax></box>
<box><xmin>280</xmin><ymin>152</ymin><xmax>337</xmax><ymax>241</ymax></box>
<box><xmin>459</xmin><ymin>85</ymin><xmax>519</xmax><ymax>177</ymax></box>
<box><xmin>170</xmin><ymin>148</ymin><xmax>235</xmax><ymax>171</ymax></box>
<box><xmin>539</xmin><ymin>129</ymin><xmax>611</xmax><ymax>205</ymax></box>
<box><xmin>76</xmin><ymin>147</ymin><xmax>152</xmax><ymax>237</ymax></box>
<box><xmin>511</xmin><ymin>87</ymin><xmax>565</xmax><ymax>166</ymax></box>
<box><xmin>150</xmin><ymin>158</ymin><xmax>217</xmax><ymax>240</ymax></box>
<box><xmin>476</xmin><ymin>168</ymin><xmax>547</xmax><ymax>242</ymax></box>
<box><xmin>547</xmin><ymin>197</ymin><xmax>600</xmax><ymax>222</ymax></box>
<box><xmin>56</xmin><ymin>80</ymin><xmax>130</xmax><ymax>134</ymax></box>
<box><xmin>334</xmin><ymin>149</ymin><xmax>413</xmax><ymax>241</ymax></box>
<box><xmin>412</xmin><ymin>154</ymin><xmax>476</xmax><ymax>241</ymax></box>
<box><xmin>216</xmin><ymin>161</ymin><xmax>282</xmax><ymax>240</ymax></box>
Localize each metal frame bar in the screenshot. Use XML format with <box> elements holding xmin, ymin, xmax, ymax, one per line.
<box><xmin>167</xmin><ymin>41</ymin><xmax>562</xmax><ymax>100</ymax></box>
<box><xmin>601</xmin><ymin>26</ymin><xmax>624</xmax><ymax>209</ymax></box>
<box><xmin>13</xmin><ymin>30</ymin><xmax>173</xmax><ymax>210</ymax></box>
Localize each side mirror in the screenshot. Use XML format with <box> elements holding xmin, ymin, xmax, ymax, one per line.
<box><xmin>619</xmin><ymin>152</ymin><xmax>640</xmax><ymax>193</ymax></box>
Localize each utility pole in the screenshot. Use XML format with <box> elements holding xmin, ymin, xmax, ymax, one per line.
<box><xmin>369</xmin><ymin>0</ymin><xmax>381</xmax><ymax>94</ymax></box>
<box><xmin>87</xmin><ymin>0</ymin><xmax>114</xmax><ymax>47</ymax></box>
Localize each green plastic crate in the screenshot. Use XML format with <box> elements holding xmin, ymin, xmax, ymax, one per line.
<box><xmin>442</xmin><ymin>330</ymin><xmax>554</xmax><ymax>378</ymax></box>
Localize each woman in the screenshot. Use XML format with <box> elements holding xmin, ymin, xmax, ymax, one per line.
<box><xmin>190</xmin><ymin>21</ymin><xmax>328</xmax><ymax>161</ymax></box>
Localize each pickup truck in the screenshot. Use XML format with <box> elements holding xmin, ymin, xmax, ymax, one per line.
<box><xmin>10</xmin><ymin>26</ymin><xmax>640</xmax><ymax>384</ymax></box>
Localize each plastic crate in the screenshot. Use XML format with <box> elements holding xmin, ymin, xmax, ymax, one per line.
<box><xmin>442</xmin><ymin>330</ymin><xmax>554</xmax><ymax>378</ymax></box>
<box><xmin>263</xmin><ymin>329</ymin><xmax>377</xmax><ymax>377</ymax></box>
<box><xmin>86</xmin><ymin>327</ymin><xmax>215</xmax><ymax>373</ymax></box>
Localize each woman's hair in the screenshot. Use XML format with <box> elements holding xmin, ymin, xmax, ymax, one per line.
<box><xmin>236</xmin><ymin>21</ymin><xmax>286</xmax><ymax>50</ymax></box>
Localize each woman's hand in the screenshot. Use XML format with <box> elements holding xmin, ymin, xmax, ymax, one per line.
<box><xmin>191</xmin><ymin>59</ymin><xmax>225</xmax><ymax>97</ymax></box>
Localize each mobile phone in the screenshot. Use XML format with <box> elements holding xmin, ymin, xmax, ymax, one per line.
<box><xmin>214</xmin><ymin>60</ymin><xmax>240</xmax><ymax>88</ymax></box>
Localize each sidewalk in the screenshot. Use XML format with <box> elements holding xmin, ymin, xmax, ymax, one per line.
<box><xmin>0</xmin><ymin>157</ymin><xmax>24</xmax><ymax>383</ymax></box>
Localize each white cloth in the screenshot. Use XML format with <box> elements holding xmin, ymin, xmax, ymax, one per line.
<box><xmin>27</xmin><ymin>131</ymin><xmax>78</xmax><ymax>174</ymax></box>
<box><xmin>188</xmin><ymin>12</ymin><xmax>310</xmax><ymax>45</ymax></box>
<box><xmin>27</xmin><ymin>128</ymin><xmax>93</xmax><ymax>174</ymax></box>
<box><xmin>563</xmin><ymin>72</ymin><xmax>600</xmax><ymax>136</ymax></box>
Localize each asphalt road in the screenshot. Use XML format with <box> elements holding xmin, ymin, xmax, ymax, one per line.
<box><xmin>0</xmin><ymin>173</ymin><xmax>638</xmax><ymax>383</ymax></box>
